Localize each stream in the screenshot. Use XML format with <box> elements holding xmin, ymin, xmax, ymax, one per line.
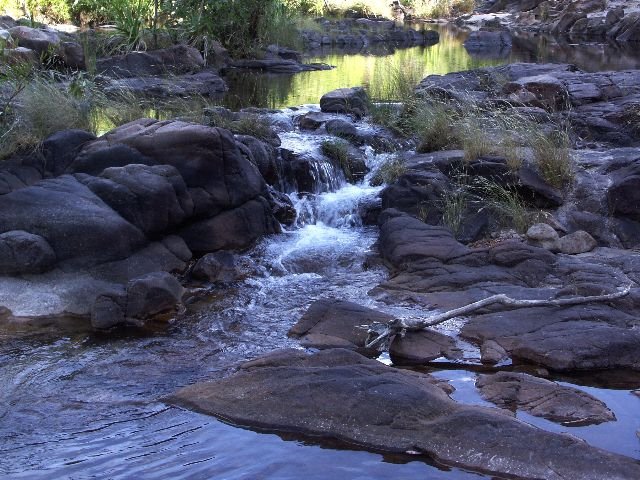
<box><xmin>2</xmin><ymin>25</ymin><xmax>640</xmax><ymax>480</ymax></box>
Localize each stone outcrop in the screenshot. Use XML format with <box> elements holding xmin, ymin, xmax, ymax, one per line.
<box><xmin>0</xmin><ymin>118</ymin><xmax>281</xmax><ymax>325</ymax></box>
<box><xmin>169</xmin><ymin>348</ymin><xmax>640</xmax><ymax>480</ymax></box>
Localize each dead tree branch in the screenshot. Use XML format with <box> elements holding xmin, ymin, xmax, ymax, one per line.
<box><xmin>365</xmin><ymin>285</ymin><xmax>633</xmax><ymax>350</ymax></box>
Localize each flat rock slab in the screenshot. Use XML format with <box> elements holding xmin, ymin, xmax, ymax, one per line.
<box><xmin>169</xmin><ymin>349</ymin><xmax>640</xmax><ymax>480</ymax></box>
<box><xmin>389</xmin><ymin>329</ymin><xmax>462</xmax><ymax>365</ymax></box>
<box><xmin>476</xmin><ymin>371</ymin><xmax>615</xmax><ymax>426</ymax></box>
<box><xmin>288</xmin><ymin>298</ymin><xmax>392</xmax><ymax>355</ymax></box>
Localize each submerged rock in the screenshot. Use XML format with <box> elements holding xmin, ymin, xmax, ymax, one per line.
<box><xmin>476</xmin><ymin>371</ymin><xmax>615</xmax><ymax>425</ymax></box>
<box><xmin>169</xmin><ymin>348</ymin><xmax>640</xmax><ymax>480</ymax></box>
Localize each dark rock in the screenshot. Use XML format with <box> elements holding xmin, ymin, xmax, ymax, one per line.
<box><xmin>103</xmin><ymin>71</ymin><xmax>227</xmax><ymax>98</ymax></box>
<box><xmin>480</xmin><ymin>339</ymin><xmax>509</xmax><ymax>364</ymax></box>
<box><xmin>78</xmin><ymin>164</ymin><xmax>194</xmax><ymax>236</ymax></box>
<box><xmin>91</xmin><ymin>289</ymin><xmax>127</xmax><ymax>329</ymax></box>
<box><xmin>169</xmin><ymin>348</ymin><xmax>640</xmax><ymax>480</ymax></box>
<box><xmin>235</xmin><ymin>135</ymin><xmax>281</xmax><ymax>187</ymax></box>
<box><xmin>267</xmin><ymin>187</ymin><xmax>297</xmax><ymax>226</ymax></box>
<box><xmin>73</xmin><ymin>119</ymin><xmax>266</xmax><ymax>217</ymax></box>
<box><xmin>230</xmin><ymin>59</ymin><xmax>332</xmax><ymax>73</ymax></box>
<box><xmin>180</xmin><ymin>197</ymin><xmax>279</xmax><ymax>253</ymax></box>
<box><xmin>0</xmin><ymin>175</ymin><xmax>146</xmax><ymax>267</ymax></box>
<box><xmin>320</xmin><ymin>87</ymin><xmax>369</xmax><ymax>118</ymax></box>
<box><xmin>8</xmin><ymin>25</ymin><xmax>58</xmax><ymax>55</ymax></box>
<box><xmin>126</xmin><ymin>271</ymin><xmax>184</xmax><ymax>320</ymax></box>
<box><xmin>389</xmin><ymin>329</ymin><xmax>462</xmax><ymax>365</ymax></box>
<box><xmin>325</xmin><ymin>118</ymin><xmax>358</xmax><ymax>139</ymax></box>
<box><xmin>608</xmin><ymin>161</ymin><xmax>640</xmax><ymax>222</ymax></box>
<box><xmin>96</xmin><ymin>45</ymin><xmax>205</xmax><ymax>78</ymax></box>
<box><xmin>192</xmin><ymin>251</ymin><xmax>240</xmax><ymax>283</ymax></box>
<box><xmin>42</xmin><ymin>129</ymin><xmax>96</xmax><ymax>176</ymax></box>
<box><xmin>288</xmin><ymin>298</ymin><xmax>393</xmax><ymax>355</ymax></box>
<box><xmin>0</xmin><ymin>231</ymin><xmax>56</xmax><ymax>275</ymax></box>
<box><xmin>464</xmin><ymin>30</ymin><xmax>512</xmax><ymax>53</ymax></box>
<box><xmin>298</xmin><ymin>112</ymin><xmax>333</xmax><ymax>130</ymax></box>
<box><xmin>476</xmin><ymin>371</ymin><xmax>615</xmax><ymax>425</ymax></box>
<box><xmin>517</xmin><ymin>165</ymin><xmax>564</xmax><ymax>207</ymax></box>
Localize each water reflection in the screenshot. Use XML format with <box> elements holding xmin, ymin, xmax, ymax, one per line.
<box><xmin>222</xmin><ymin>25</ymin><xmax>640</xmax><ymax>110</ymax></box>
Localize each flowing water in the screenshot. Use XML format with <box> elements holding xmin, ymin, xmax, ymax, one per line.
<box><xmin>3</xmin><ymin>26</ymin><xmax>640</xmax><ymax>480</ymax></box>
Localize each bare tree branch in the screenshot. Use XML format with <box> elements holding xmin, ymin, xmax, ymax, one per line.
<box><xmin>365</xmin><ymin>285</ymin><xmax>633</xmax><ymax>350</ymax></box>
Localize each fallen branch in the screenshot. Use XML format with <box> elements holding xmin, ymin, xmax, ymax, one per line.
<box><xmin>365</xmin><ymin>285</ymin><xmax>633</xmax><ymax>350</ymax></box>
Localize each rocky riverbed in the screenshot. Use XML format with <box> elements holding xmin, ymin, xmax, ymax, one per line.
<box><xmin>2</xmin><ymin>8</ymin><xmax>640</xmax><ymax>480</ymax></box>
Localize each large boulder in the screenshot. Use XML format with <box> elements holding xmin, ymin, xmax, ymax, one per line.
<box><xmin>0</xmin><ymin>175</ymin><xmax>146</xmax><ymax>267</ymax></box>
<box><xmin>103</xmin><ymin>71</ymin><xmax>227</xmax><ymax>98</ymax></box>
<box><xmin>169</xmin><ymin>348</ymin><xmax>640</xmax><ymax>480</ymax></box>
<box><xmin>78</xmin><ymin>164</ymin><xmax>194</xmax><ymax>236</ymax></box>
<box><xmin>8</xmin><ymin>26</ymin><xmax>84</xmax><ymax>68</ymax></box>
<box><xmin>320</xmin><ymin>87</ymin><xmax>369</xmax><ymax>118</ymax></box>
<box><xmin>72</xmin><ymin>119</ymin><xmax>267</xmax><ymax>217</ymax></box>
<box><xmin>95</xmin><ymin>45</ymin><xmax>205</xmax><ymax>78</ymax></box>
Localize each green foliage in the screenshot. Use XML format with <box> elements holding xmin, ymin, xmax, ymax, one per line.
<box><xmin>472</xmin><ymin>177</ymin><xmax>532</xmax><ymax>234</ymax></box>
<box><xmin>439</xmin><ymin>187</ymin><xmax>468</xmax><ymax>235</ymax></box>
<box><xmin>370</xmin><ymin>155</ymin><xmax>406</xmax><ymax>186</ymax></box>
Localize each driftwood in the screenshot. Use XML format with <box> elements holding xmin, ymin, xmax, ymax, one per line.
<box><xmin>365</xmin><ymin>285</ymin><xmax>633</xmax><ymax>350</ymax></box>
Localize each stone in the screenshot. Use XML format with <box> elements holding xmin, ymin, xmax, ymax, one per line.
<box><xmin>103</xmin><ymin>71</ymin><xmax>227</xmax><ymax>98</ymax></box>
<box><xmin>476</xmin><ymin>371</ymin><xmax>616</xmax><ymax>425</ymax></box>
<box><xmin>557</xmin><ymin>231</ymin><xmax>597</xmax><ymax>255</ymax></box>
<box><xmin>91</xmin><ymin>289</ymin><xmax>127</xmax><ymax>329</ymax></box>
<box><xmin>526</xmin><ymin>223</ymin><xmax>560</xmax><ymax>250</ymax></box>
<box><xmin>169</xmin><ymin>348</ymin><xmax>640</xmax><ymax>480</ymax></box>
<box><xmin>389</xmin><ymin>329</ymin><xmax>462</xmax><ymax>365</ymax></box>
<box><xmin>126</xmin><ymin>271</ymin><xmax>184</xmax><ymax>320</ymax></box>
<box><xmin>42</xmin><ymin>129</ymin><xmax>97</xmax><ymax>176</ymax></box>
<box><xmin>230</xmin><ymin>59</ymin><xmax>331</xmax><ymax>73</ymax></box>
<box><xmin>325</xmin><ymin>119</ymin><xmax>358</xmax><ymax>139</ymax></box>
<box><xmin>78</xmin><ymin>164</ymin><xmax>194</xmax><ymax>236</ymax></box>
<box><xmin>320</xmin><ymin>87</ymin><xmax>369</xmax><ymax>118</ymax></box>
<box><xmin>8</xmin><ymin>26</ymin><xmax>59</xmax><ymax>56</ymax></box>
<box><xmin>2</xmin><ymin>46</ymin><xmax>38</xmax><ymax>66</ymax></box>
<box><xmin>96</xmin><ymin>45</ymin><xmax>205</xmax><ymax>78</ymax></box>
<box><xmin>0</xmin><ymin>175</ymin><xmax>146</xmax><ymax>267</ymax></box>
<box><xmin>288</xmin><ymin>299</ymin><xmax>393</xmax><ymax>355</ymax></box>
<box><xmin>503</xmin><ymin>74</ymin><xmax>569</xmax><ymax>111</ymax></box>
<box><xmin>298</xmin><ymin>112</ymin><xmax>332</xmax><ymax>130</ymax></box>
<box><xmin>192</xmin><ymin>251</ymin><xmax>240</xmax><ymax>283</ymax></box>
<box><xmin>0</xmin><ymin>231</ymin><xmax>56</xmax><ymax>275</ymax></box>
<box><xmin>480</xmin><ymin>339</ymin><xmax>508</xmax><ymax>364</ymax></box>
<box><xmin>179</xmin><ymin>197</ymin><xmax>280</xmax><ymax>254</ymax></box>
<box><xmin>463</xmin><ymin>30</ymin><xmax>512</xmax><ymax>53</ymax></box>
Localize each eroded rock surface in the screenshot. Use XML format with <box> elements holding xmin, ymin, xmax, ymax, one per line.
<box><xmin>169</xmin><ymin>348</ymin><xmax>640</xmax><ymax>480</ymax></box>
<box><xmin>476</xmin><ymin>371</ymin><xmax>615</xmax><ymax>425</ymax></box>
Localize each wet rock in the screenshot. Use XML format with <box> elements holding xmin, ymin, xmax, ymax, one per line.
<box><xmin>557</xmin><ymin>230</ymin><xmax>597</xmax><ymax>255</ymax></box>
<box><xmin>297</xmin><ymin>112</ymin><xmax>332</xmax><ymax>130</ymax></box>
<box><xmin>180</xmin><ymin>197</ymin><xmax>280</xmax><ymax>254</ymax></box>
<box><xmin>169</xmin><ymin>348</ymin><xmax>640</xmax><ymax>480</ymax></box>
<box><xmin>389</xmin><ymin>329</ymin><xmax>462</xmax><ymax>365</ymax></box>
<box><xmin>103</xmin><ymin>71</ymin><xmax>227</xmax><ymax>98</ymax></box>
<box><xmin>235</xmin><ymin>135</ymin><xmax>281</xmax><ymax>187</ymax></box>
<box><xmin>526</xmin><ymin>223</ymin><xmax>559</xmax><ymax>250</ymax></box>
<box><xmin>325</xmin><ymin>118</ymin><xmax>358</xmax><ymax>141</ymax></box>
<box><xmin>289</xmin><ymin>299</ymin><xmax>393</xmax><ymax>355</ymax></box>
<box><xmin>192</xmin><ymin>251</ymin><xmax>240</xmax><ymax>283</ymax></box>
<box><xmin>230</xmin><ymin>59</ymin><xmax>331</xmax><ymax>73</ymax></box>
<box><xmin>462</xmin><ymin>304</ymin><xmax>640</xmax><ymax>372</ymax></box>
<box><xmin>126</xmin><ymin>271</ymin><xmax>183</xmax><ymax>320</ymax></box>
<box><xmin>96</xmin><ymin>45</ymin><xmax>204</xmax><ymax>78</ymax></box>
<box><xmin>476</xmin><ymin>371</ymin><xmax>615</xmax><ymax>425</ymax></box>
<box><xmin>463</xmin><ymin>30</ymin><xmax>512</xmax><ymax>53</ymax></box>
<box><xmin>320</xmin><ymin>87</ymin><xmax>369</xmax><ymax>118</ymax></box>
<box><xmin>267</xmin><ymin>187</ymin><xmax>296</xmax><ymax>226</ymax></box>
<box><xmin>0</xmin><ymin>231</ymin><xmax>56</xmax><ymax>275</ymax></box>
<box><xmin>480</xmin><ymin>339</ymin><xmax>509</xmax><ymax>364</ymax></box>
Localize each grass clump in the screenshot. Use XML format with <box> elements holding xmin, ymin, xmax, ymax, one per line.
<box><xmin>321</xmin><ymin>139</ymin><xmax>352</xmax><ymax>180</ymax></box>
<box><xmin>473</xmin><ymin>177</ymin><xmax>532</xmax><ymax>234</ymax></box>
<box><xmin>370</xmin><ymin>155</ymin><xmax>406</xmax><ymax>186</ymax></box>
<box><xmin>531</xmin><ymin>130</ymin><xmax>574</xmax><ymax>188</ymax></box>
<box><xmin>409</xmin><ymin>102</ymin><xmax>460</xmax><ymax>153</ymax></box>
<box><xmin>439</xmin><ymin>188</ymin><xmax>468</xmax><ymax>235</ymax></box>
